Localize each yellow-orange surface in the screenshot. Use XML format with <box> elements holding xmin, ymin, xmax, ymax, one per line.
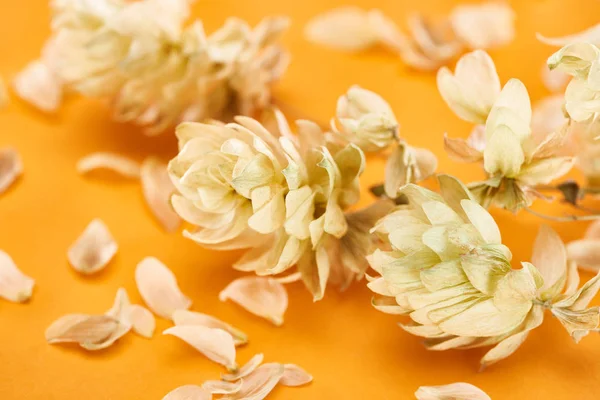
<box><xmin>2</xmin><ymin>0</ymin><xmax>600</xmax><ymax>398</ymax></box>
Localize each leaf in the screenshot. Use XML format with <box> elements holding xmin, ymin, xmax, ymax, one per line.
<box><xmin>135</xmin><ymin>257</ymin><xmax>192</xmax><ymax>319</ymax></box>
<box><xmin>164</xmin><ymin>325</ymin><xmax>237</xmax><ymax>370</ymax></box>
<box><xmin>219</xmin><ymin>277</ymin><xmax>288</xmax><ymax>326</ymax></box>
<box><xmin>67</xmin><ymin>219</ymin><xmax>118</xmax><ymax>275</ymax></box>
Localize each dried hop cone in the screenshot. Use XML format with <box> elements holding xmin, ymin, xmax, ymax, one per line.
<box><xmin>27</xmin><ymin>0</ymin><xmax>289</xmax><ymax>133</ymax></box>
<box><xmin>368</xmin><ymin>174</ymin><xmax>600</xmax><ymax>367</ymax></box>
<box><xmin>168</xmin><ymin>109</ymin><xmax>393</xmax><ymax>300</ymax></box>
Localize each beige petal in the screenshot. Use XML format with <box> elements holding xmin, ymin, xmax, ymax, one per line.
<box><xmin>77</xmin><ymin>152</ymin><xmax>141</xmax><ymax>178</ymax></box>
<box><xmin>450</xmin><ymin>2</ymin><xmax>515</xmax><ymax>49</ymax></box>
<box><xmin>222</xmin><ymin>353</ymin><xmax>265</xmax><ymax>381</ymax></box>
<box><xmin>366</xmin><ymin>9</ymin><xmax>408</xmax><ymax>53</ymax></box>
<box><xmin>173</xmin><ymin>309</ymin><xmax>248</xmax><ymax>346</ymax></box>
<box><xmin>164</xmin><ymin>325</ymin><xmax>237</xmax><ymax>370</ymax></box>
<box><xmin>141</xmin><ymin>157</ymin><xmax>181</xmax><ymax>232</ymax></box>
<box><xmin>162</xmin><ymin>385</ymin><xmax>211</xmax><ymax>400</ymax></box>
<box><xmin>532</xmin><ymin>225</ymin><xmax>567</xmax><ymax>298</ymax></box>
<box><xmin>0</xmin><ymin>250</ymin><xmax>34</xmax><ymax>303</ymax></box>
<box><xmin>219</xmin><ymin>277</ymin><xmax>287</xmax><ymax>326</ymax></box>
<box><xmin>542</xmin><ymin>64</ymin><xmax>570</xmax><ymax>93</ymax></box>
<box><xmin>585</xmin><ymin>220</ymin><xmax>600</xmax><ymax>239</ymax></box>
<box><xmin>443</xmin><ymin>134</ymin><xmax>483</xmax><ymax>163</ymax></box>
<box><xmin>81</xmin><ymin>288</ymin><xmax>133</xmax><ymax>351</ymax></box>
<box><xmin>280</xmin><ymin>364</ymin><xmax>313</xmax><ymax>387</ymax></box>
<box><xmin>67</xmin><ymin>219</ymin><xmax>117</xmax><ymax>275</ymax></box>
<box><xmin>304</xmin><ymin>7</ymin><xmax>378</xmax><ymax>51</ymax></box>
<box><xmin>531</xmin><ymin>95</ymin><xmax>568</xmax><ymax>139</ymax></box>
<box><xmin>221</xmin><ymin>363</ymin><xmax>285</xmax><ymax>400</ymax></box>
<box><xmin>127</xmin><ymin>304</ymin><xmax>155</xmax><ymax>338</ymax></box>
<box><xmin>415</xmin><ymin>382</ymin><xmax>491</xmax><ymax>400</ymax></box>
<box><xmin>274</xmin><ymin>272</ymin><xmax>302</xmax><ymax>284</ymax></box>
<box><xmin>567</xmin><ymin>240</ymin><xmax>600</xmax><ymax>272</ymax></box>
<box><xmin>135</xmin><ymin>257</ymin><xmax>192</xmax><ymax>319</ymax></box>
<box><xmin>0</xmin><ymin>76</ymin><xmax>8</xmax><ymax>108</ymax></box>
<box><xmin>202</xmin><ymin>380</ymin><xmax>243</xmax><ymax>395</ymax></box>
<box><xmin>45</xmin><ymin>314</ymin><xmax>118</xmax><ymax>345</ymax></box>
<box><xmin>13</xmin><ymin>60</ymin><xmax>62</xmax><ymax>112</ymax></box>
<box><xmin>384</xmin><ymin>144</ymin><xmax>409</xmax><ymax>198</ymax></box>
<box><xmin>537</xmin><ymin>24</ymin><xmax>600</xmax><ymax>47</ymax></box>
<box><xmin>0</xmin><ymin>147</ymin><xmax>23</xmax><ymax>195</ymax></box>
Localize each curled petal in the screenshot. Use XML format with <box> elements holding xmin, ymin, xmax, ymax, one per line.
<box><xmin>304</xmin><ymin>7</ymin><xmax>378</xmax><ymax>51</ymax></box>
<box><xmin>221</xmin><ymin>363</ymin><xmax>285</xmax><ymax>400</ymax></box>
<box><xmin>13</xmin><ymin>60</ymin><xmax>62</xmax><ymax>112</ymax></box>
<box><xmin>67</xmin><ymin>219</ymin><xmax>118</xmax><ymax>275</ymax></box>
<box><xmin>127</xmin><ymin>304</ymin><xmax>155</xmax><ymax>338</ymax></box>
<box><xmin>0</xmin><ymin>147</ymin><xmax>23</xmax><ymax>195</ymax></box>
<box><xmin>77</xmin><ymin>152</ymin><xmax>141</xmax><ymax>178</ymax></box>
<box><xmin>280</xmin><ymin>364</ymin><xmax>313</xmax><ymax>387</ymax></box>
<box><xmin>162</xmin><ymin>385</ymin><xmax>211</xmax><ymax>400</ymax></box>
<box><xmin>567</xmin><ymin>240</ymin><xmax>600</xmax><ymax>272</ymax></box>
<box><xmin>45</xmin><ymin>314</ymin><xmax>118</xmax><ymax>345</ymax></box>
<box><xmin>222</xmin><ymin>353</ymin><xmax>264</xmax><ymax>381</ymax></box>
<box><xmin>141</xmin><ymin>157</ymin><xmax>181</xmax><ymax>232</ymax></box>
<box><xmin>415</xmin><ymin>382</ymin><xmax>491</xmax><ymax>400</ymax></box>
<box><xmin>135</xmin><ymin>257</ymin><xmax>192</xmax><ymax>319</ymax></box>
<box><xmin>173</xmin><ymin>309</ymin><xmax>248</xmax><ymax>346</ymax></box>
<box><xmin>219</xmin><ymin>277</ymin><xmax>288</xmax><ymax>326</ymax></box>
<box><xmin>443</xmin><ymin>134</ymin><xmax>483</xmax><ymax>163</ymax></box>
<box><xmin>538</xmin><ymin>24</ymin><xmax>600</xmax><ymax>47</ymax></box>
<box><xmin>164</xmin><ymin>325</ymin><xmax>237</xmax><ymax>370</ymax></box>
<box><xmin>0</xmin><ymin>250</ymin><xmax>34</xmax><ymax>303</ymax></box>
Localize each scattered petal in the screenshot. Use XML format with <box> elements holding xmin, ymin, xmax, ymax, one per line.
<box><xmin>13</xmin><ymin>60</ymin><xmax>62</xmax><ymax>112</ymax></box>
<box><xmin>135</xmin><ymin>257</ymin><xmax>192</xmax><ymax>319</ymax></box>
<box><xmin>222</xmin><ymin>354</ymin><xmax>265</xmax><ymax>381</ymax></box>
<box><xmin>415</xmin><ymin>382</ymin><xmax>491</xmax><ymax>400</ymax></box>
<box><xmin>221</xmin><ymin>363</ymin><xmax>285</xmax><ymax>400</ymax></box>
<box><xmin>0</xmin><ymin>250</ymin><xmax>34</xmax><ymax>303</ymax></box>
<box><xmin>162</xmin><ymin>385</ymin><xmax>211</xmax><ymax>400</ymax></box>
<box><xmin>537</xmin><ymin>24</ymin><xmax>600</xmax><ymax>47</ymax></box>
<box><xmin>450</xmin><ymin>2</ymin><xmax>515</xmax><ymax>49</ymax></box>
<box><xmin>202</xmin><ymin>380</ymin><xmax>243</xmax><ymax>395</ymax></box>
<box><xmin>141</xmin><ymin>157</ymin><xmax>181</xmax><ymax>232</ymax></box>
<box><xmin>173</xmin><ymin>309</ymin><xmax>248</xmax><ymax>346</ymax></box>
<box><xmin>280</xmin><ymin>364</ymin><xmax>313</xmax><ymax>387</ymax></box>
<box><xmin>0</xmin><ymin>147</ymin><xmax>23</xmax><ymax>195</ymax></box>
<box><xmin>67</xmin><ymin>219</ymin><xmax>118</xmax><ymax>275</ymax></box>
<box><xmin>567</xmin><ymin>240</ymin><xmax>600</xmax><ymax>272</ymax></box>
<box><xmin>164</xmin><ymin>325</ymin><xmax>237</xmax><ymax>370</ymax></box>
<box><xmin>77</xmin><ymin>152</ymin><xmax>141</xmax><ymax>178</ymax></box>
<box><xmin>45</xmin><ymin>314</ymin><xmax>118</xmax><ymax>345</ymax></box>
<box><xmin>219</xmin><ymin>277</ymin><xmax>288</xmax><ymax>326</ymax></box>
<box><xmin>304</xmin><ymin>7</ymin><xmax>378</xmax><ymax>51</ymax></box>
<box><xmin>128</xmin><ymin>304</ymin><xmax>155</xmax><ymax>338</ymax></box>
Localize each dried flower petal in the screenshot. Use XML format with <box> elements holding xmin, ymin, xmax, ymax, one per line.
<box><xmin>163</xmin><ymin>325</ymin><xmax>237</xmax><ymax>370</ymax></box>
<box><xmin>537</xmin><ymin>24</ymin><xmax>600</xmax><ymax>47</ymax></box>
<box><xmin>280</xmin><ymin>364</ymin><xmax>313</xmax><ymax>387</ymax></box>
<box><xmin>141</xmin><ymin>157</ymin><xmax>181</xmax><ymax>232</ymax></box>
<box><xmin>415</xmin><ymin>382</ymin><xmax>491</xmax><ymax>400</ymax></box>
<box><xmin>542</xmin><ymin>65</ymin><xmax>570</xmax><ymax>93</ymax></box>
<box><xmin>77</xmin><ymin>152</ymin><xmax>141</xmax><ymax>178</ymax></box>
<box><xmin>127</xmin><ymin>304</ymin><xmax>155</xmax><ymax>338</ymax></box>
<box><xmin>173</xmin><ymin>310</ymin><xmax>248</xmax><ymax>346</ymax></box>
<box><xmin>45</xmin><ymin>314</ymin><xmax>118</xmax><ymax>345</ymax></box>
<box><xmin>443</xmin><ymin>134</ymin><xmax>483</xmax><ymax>163</ymax></box>
<box><xmin>67</xmin><ymin>219</ymin><xmax>118</xmax><ymax>275</ymax></box>
<box><xmin>0</xmin><ymin>77</ymin><xmax>8</xmax><ymax>108</ymax></box>
<box><xmin>0</xmin><ymin>147</ymin><xmax>23</xmax><ymax>195</ymax></box>
<box><xmin>135</xmin><ymin>257</ymin><xmax>192</xmax><ymax>319</ymax></box>
<box><xmin>221</xmin><ymin>363</ymin><xmax>285</xmax><ymax>400</ymax></box>
<box><xmin>13</xmin><ymin>60</ymin><xmax>62</xmax><ymax>112</ymax></box>
<box><xmin>0</xmin><ymin>250</ymin><xmax>34</xmax><ymax>303</ymax></box>
<box><xmin>450</xmin><ymin>2</ymin><xmax>515</xmax><ymax>50</ymax></box>
<box><xmin>304</xmin><ymin>7</ymin><xmax>378</xmax><ymax>51</ymax></box>
<box><xmin>219</xmin><ymin>277</ymin><xmax>288</xmax><ymax>326</ymax></box>
<box><xmin>81</xmin><ymin>288</ymin><xmax>133</xmax><ymax>351</ymax></box>
<box><xmin>202</xmin><ymin>380</ymin><xmax>243</xmax><ymax>395</ymax></box>
<box><xmin>162</xmin><ymin>385</ymin><xmax>211</xmax><ymax>400</ymax></box>
<box><xmin>567</xmin><ymin>240</ymin><xmax>600</xmax><ymax>272</ymax></box>
<box><xmin>222</xmin><ymin>354</ymin><xmax>264</xmax><ymax>381</ymax></box>
<box><xmin>532</xmin><ymin>225</ymin><xmax>567</xmax><ymax>299</ymax></box>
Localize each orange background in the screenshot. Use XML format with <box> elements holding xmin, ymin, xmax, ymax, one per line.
<box><xmin>1</xmin><ymin>0</ymin><xmax>600</xmax><ymax>398</ymax></box>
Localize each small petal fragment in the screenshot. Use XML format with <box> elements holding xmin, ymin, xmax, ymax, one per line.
<box><xmin>67</xmin><ymin>219</ymin><xmax>118</xmax><ymax>275</ymax></box>
<box><xmin>141</xmin><ymin>157</ymin><xmax>181</xmax><ymax>232</ymax></box>
<box><xmin>219</xmin><ymin>277</ymin><xmax>288</xmax><ymax>326</ymax></box>
<box><xmin>0</xmin><ymin>148</ymin><xmax>23</xmax><ymax>195</ymax></box>
<box><xmin>415</xmin><ymin>382</ymin><xmax>491</xmax><ymax>400</ymax></box>
<box><xmin>13</xmin><ymin>60</ymin><xmax>62</xmax><ymax>112</ymax></box>
<box><xmin>222</xmin><ymin>354</ymin><xmax>265</xmax><ymax>381</ymax></box>
<box><xmin>135</xmin><ymin>257</ymin><xmax>192</xmax><ymax>319</ymax></box>
<box><xmin>163</xmin><ymin>325</ymin><xmax>237</xmax><ymax>370</ymax></box>
<box><xmin>173</xmin><ymin>309</ymin><xmax>248</xmax><ymax>346</ymax></box>
<box><xmin>128</xmin><ymin>304</ymin><xmax>155</xmax><ymax>338</ymax></box>
<box><xmin>304</xmin><ymin>7</ymin><xmax>378</xmax><ymax>51</ymax></box>
<box><xmin>77</xmin><ymin>152</ymin><xmax>141</xmax><ymax>178</ymax></box>
<box><xmin>162</xmin><ymin>385</ymin><xmax>211</xmax><ymax>400</ymax></box>
<box><xmin>280</xmin><ymin>364</ymin><xmax>313</xmax><ymax>387</ymax></box>
<box><xmin>0</xmin><ymin>250</ymin><xmax>34</xmax><ymax>303</ymax></box>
